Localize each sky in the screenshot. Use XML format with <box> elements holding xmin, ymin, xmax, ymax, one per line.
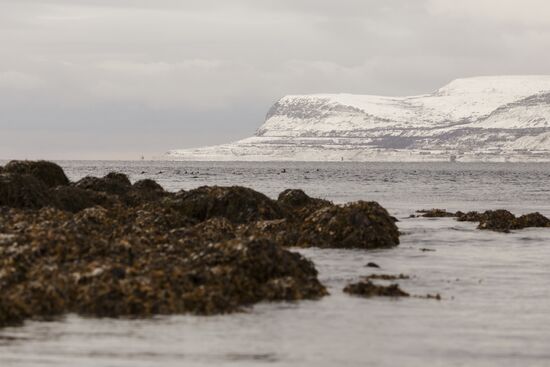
<box><xmin>1</xmin><ymin>0</ymin><xmax>550</xmax><ymax>160</ymax></box>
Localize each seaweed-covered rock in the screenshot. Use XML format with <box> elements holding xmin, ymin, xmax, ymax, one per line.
<box><xmin>238</xmin><ymin>219</ymin><xmax>299</xmax><ymax>247</ymax></box>
<box><xmin>75</xmin><ymin>172</ymin><xmax>132</xmax><ymax>197</ymax></box>
<box><xmin>0</xmin><ymin>173</ymin><xmax>54</xmax><ymax>209</ymax></box>
<box><xmin>129</xmin><ymin>179</ymin><xmax>167</xmax><ymax>204</ymax></box>
<box><xmin>3</xmin><ymin>160</ymin><xmax>69</xmax><ymax>188</ymax></box>
<box><xmin>456</xmin><ymin>211</ymin><xmax>484</xmax><ymax>222</ymax></box>
<box><xmin>50</xmin><ymin>186</ymin><xmax>115</xmax><ymax>213</ymax></box>
<box><xmin>513</xmin><ymin>212</ymin><xmax>550</xmax><ymax>229</ymax></box>
<box><xmin>173</xmin><ymin>186</ymin><xmax>285</xmax><ymax>224</ymax></box>
<box><xmin>458</xmin><ymin>210</ymin><xmax>550</xmax><ymax>232</ymax></box>
<box><xmin>277</xmin><ymin>189</ymin><xmax>332</xmax><ymax>220</ymax></box>
<box><xmin>477</xmin><ymin>210</ymin><xmax>516</xmax><ymax>232</ymax></box>
<box><xmin>0</xmin><ymin>203</ymin><xmax>327</xmax><ymax>327</ymax></box>
<box><xmin>297</xmin><ymin>201</ymin><xmax>399</xmax><ymax>249</ymax></box>
<box><xmin>343</xmin><ymin>280</ymin><xmax>409</xmax><ymax>297</ymax></box>
<box><xmin>416</xmin><ymin>209</ymin><xmax>458</xmax><ymax>218</ymax></box>
<box><xmin>133</xmin><ymin>179</ymin><xmax>164</xmax><ymax>193</ymax></box>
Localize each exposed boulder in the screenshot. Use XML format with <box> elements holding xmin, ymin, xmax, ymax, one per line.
<box><xmin>277</xmin><ymin>189</ymin><xmax>332</xmax><ymax>220</ymax></box>
<box><xmin>297</xmin><ymin>201</ymin><xmax>399</xmax><ymax>249</ymax></box>
<box><xmin>3</xmin><ymin>160</ymin><xmax>69</xmax><ymax>188</ymax></box>
<box><xmin>173</xmin><ymin>186</ymin><xmax>285</xmax><ymax>224</ymax></box>
<box><xmin>133</xmin><ymin>179</ymin><xmax>164</xmax><ymax>193</ymax></box>
<box><xmin>75</xmin><ymin>172</ymin><xmax>132</xmax><ymax>197</ymax></box>
<box><xmin>477</xmin><ymin>210</ymin><xmax>516</xmax><ymax>232</ymax></box>
<box><xmin>238</xmin><ymin>219</ymin><xmax>299</xmax><ymax>247</ymax></box>
<box><xmin>0</xmin><ymin>201</ymin><xmax>327</xmax><ymax>327</ymax></box>
<box><xmin>50</xmin><ymin>186</ymin><xmax>115</xmax><ymax>213</ymax></box>
<box><xmin>456</xmin><ymin>211</ymin><xmax>485</xmax><ymax>222</ymax></box>
<box><xmin>343</xmin><ymin>280</ymin><xmax>409</xmax><ymax>297</ymax></box>
<box><xmin>0</xmin><ymin>173</ymin><xmax>55</xmax><ymax>209</ymax></box>
<box><xmin>129</xmin><ymin>179</ymin><xmax>167</xmax><ymax>203</ymax></box>
<box><xmin>513</xmin><ymin>212</ymin><xmax>550</xmax><ymax>229</ymax></box>
<box><xmin>458</xmin><ymin>210</ymin><xmax>550</xmax><ymax>232</ymax></box>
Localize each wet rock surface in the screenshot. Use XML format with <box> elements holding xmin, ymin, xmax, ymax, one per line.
<box><xmin>416</xmin><ymin>209</ymin><xmax>459</xmax><ymax>218</ymax></box>
<box><xmin>0</xmin><ymin>161</ymin><xmax>406</xmax><ymax>328</ymax></box>
<box><xmin>343</xmin><ymin>280</ymin><xmax>409</xmax><ymax>298</ymax></box>
<box><xmin>297</xmin><ymin>201</ymin><xmax>400</xmax><ymax>249</ymax></box>
<box><xmin>173</xmin><ymin>186</ymin><xmax>285</xmax><ymax>224</ymax></box>
<box><xmin>2</xmin><ymin>160</ymin><xmax>69</xmax><ymax>188</ymax></box>
<box><xmin>416</xmin><ymin>208</ymin><xmax>550</xmax><ymax>232</ymax></box>
<box><xmin>0</xmin><ymin>173</ymin><xmax>54</xmax><ymax>209</ymax></box>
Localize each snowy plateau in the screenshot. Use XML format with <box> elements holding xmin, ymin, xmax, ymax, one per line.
<box><xmin>165</xmin><ymin>76</ymin><xmax>550</xmax><ymax>162</ymax></box>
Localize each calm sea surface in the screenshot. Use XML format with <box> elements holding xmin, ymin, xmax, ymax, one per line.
<box><xmin>1</xmin><ymin>161</ymin><xmax>550</xmax><ymax>367</ymax></box>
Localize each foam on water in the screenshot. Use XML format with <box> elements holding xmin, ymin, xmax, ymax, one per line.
<box><xmin>1</xmin><ymin>161</ymin><xmax>549</xmax><ymax>367</ymax></box>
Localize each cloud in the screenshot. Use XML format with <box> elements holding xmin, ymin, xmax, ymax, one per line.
<box><xmin>427</xmin><ymin>0</ymin><xmax>550</xmax><ymax>27</ymax></box>
<box><xmin>0</xmin><ymin>71</ymin><xmax>44</xmax><ymax>90</ymax></box>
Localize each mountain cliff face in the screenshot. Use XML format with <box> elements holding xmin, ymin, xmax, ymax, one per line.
<box><xmin>165</xmin><ymin>76</ymin><xmax>550</xmax><ymax>161</ymax></box>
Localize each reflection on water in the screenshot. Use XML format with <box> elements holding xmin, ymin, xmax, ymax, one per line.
<box><xmin>1</xmin><ymin>161</ymin><xmax>549</xmax><ymax>367</ymax></box>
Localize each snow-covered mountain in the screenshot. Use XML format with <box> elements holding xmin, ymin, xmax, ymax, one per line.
<box><xmin>165</xmin><ymin>76</ymin><xmax>550</xmax><ymax>162</ymax></box>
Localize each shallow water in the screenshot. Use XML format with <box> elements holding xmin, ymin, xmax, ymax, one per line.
<box><xmin>1</xmin><ymin>161</ymin><xmax>550</xmax><ymax>367</ymax></box>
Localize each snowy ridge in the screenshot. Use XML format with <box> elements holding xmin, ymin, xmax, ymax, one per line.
<box><xmin>165</xmin><ymin>76</ymin><xmax>550</xmax><ymax>162</ymax></box>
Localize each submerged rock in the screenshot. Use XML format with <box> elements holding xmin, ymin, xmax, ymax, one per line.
<box><xmin>3</xmin><ymin>160</ymin><xmax>69</xmax><ymax>188</ymax></box>
<box><xmin>343</xmin><ymin>280</ymin><xmax>409</xmax><ymax>297</ymax></box>
<box><xmin>416</xmin><ymin>209</ymin><xmax>458</xmax><ymax>218</ymax></box>
<box><xmin>297</xmin><ymin>201</ymin><xmax>399</xmax><ymax>249</ymax></box>
<box><xmin>364</xmin><ymin>274</ymin><xmax>409</xmax><ymax>280</ymax></box>
<box><xmin>456</xmin><ymin>211</ymin><xmax>485</xmax><ymax>222</ymax></box>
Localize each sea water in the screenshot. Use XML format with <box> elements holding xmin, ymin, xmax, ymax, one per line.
<box><xmin>1</xmin><ymin>161</ymin><xmax>549</xmax><ymax>367</ymax></box>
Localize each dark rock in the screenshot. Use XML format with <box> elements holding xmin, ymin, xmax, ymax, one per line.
<box><xmin>3</xmin><ymin>160</ymin><xmax>69</xmax><ymax>188</ymax></box>
<box><xmin>129</xmin><ymin>179</ymin><xmax>167</xmax><ymax>204</ymax></box>
<box><xmin>50</xmin><ymin>186</ymin><xmax>115</xmax><ymax>213</ymax></box>
<box><xmin>416</xmin><ymin>209</ymin><xmax>457</xmax><ymax>218</ymax></box>
<box><xmin>343</xmin><ymin>280</ymin><xmax>409</xmax><ymax>297</ymax></box>
<box><xmin>477</xmin><ymin>210</ymin><xmax>516</xmax><ymax>232</ymax></box>
<box><xmin>456</xmin><ymin>211</ymin><xmax>485</xmax><ymax>222</ymax></box>
<box><xmin>513</xmin><ymin>212</ymin><xmax>550</xmax><ymax>229</ymax></box>
<box><xmin>297</xmin><ymin>201</ymin><xmax>399</xmax><ymax>249</ymax></box>
<box><xmin>364</xmin><ymin>274</ymin><xmax>409</xmax><ymax>280</ymax></box>
<box><xmin>277</xmin><ymin>189</ymin><xmax>332</xmax><ymax>220</ymax></box>
<box><xmin>173</xmin><ymin>186</ymin><xmax>285</xmax><ymax>224</ymax></box>
<box><xmin>238</xmin><ymin>219</ymin><xmax>299</xmax><ymax>247</ymax></box>
<box><xmin>75</xmin><ymin>172</ymin><xmax>132</xmax><ymax>197</ymax></box>
<box><xmin>366</xmin><ymin>262</ymin><xmax>381</xmax><ymax>268</ymax></box>
<box><xmin>0</xmin><ymin>201</ymin><xmax>327</xmax><ymax>327</ymax></box>
<box><xmin>133</xmin><ymin>179</ymin><xmax>164</xmax><ymax>193</ymax></box>
<box><xmin>458</xmin><ymin>210</ymin><xmax>550</xmax><ymax>232</ymax></box>
<box><xmin>0</xmin><ymin>173</ymin><xmax>54</xmax><ymax>209</ymax></box>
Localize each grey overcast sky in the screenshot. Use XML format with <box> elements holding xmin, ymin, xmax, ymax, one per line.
<box><xmin>1</xmin><ymin>0</ymin><xmax>550</xmax><ymax>160</ymax></box>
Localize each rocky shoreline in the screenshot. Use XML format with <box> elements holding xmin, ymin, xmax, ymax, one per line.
<box><xmin>416</xmin><ymin>208</ymin><xmax>550</xmax><ymax>232</ymax></box>
<box><xmin>0</xmin><ymin>161</ymin><xmax>400</xmax><ymax>328</ymax></box>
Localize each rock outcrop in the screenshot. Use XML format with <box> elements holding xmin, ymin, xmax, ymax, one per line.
<box><xmin>0</xmin><ymin>160</ymin><xmax>402</xmax><ymax>328</ymax></box>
